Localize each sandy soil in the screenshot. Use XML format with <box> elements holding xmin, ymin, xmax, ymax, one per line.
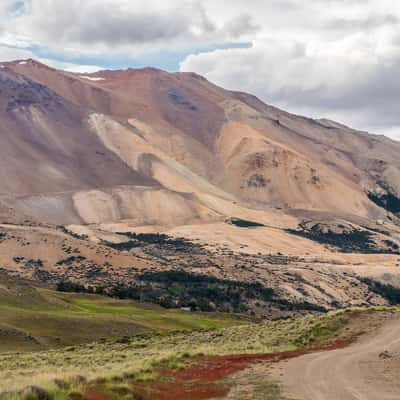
<box><xmin>276</xmin><ymin>314</ymin><xmax>400</xmax><ymax>399</ymax></box>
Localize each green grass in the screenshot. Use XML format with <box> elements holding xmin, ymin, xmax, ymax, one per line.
<box><xmin>51</xmin><ymin>290</ymin><xmax>244</xmax><ymax>330</ymax></box>
<box><xmin>0</xmin><ymin>285</ymin><xmax>246</xmax><ymax>353</ymax></box>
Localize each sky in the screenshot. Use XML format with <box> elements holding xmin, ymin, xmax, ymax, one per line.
<box><xmin>0</xmin><ymin>0</ymin><xmax>400</xmax><ymax>140</ymax></box>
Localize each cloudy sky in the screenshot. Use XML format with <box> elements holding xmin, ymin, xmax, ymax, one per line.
<box><xmin>1</xmin><ymin>0</ymin><xmax>400</xmax><ymax>140</ymax></box>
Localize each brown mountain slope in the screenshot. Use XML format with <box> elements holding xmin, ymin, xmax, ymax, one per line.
<box><xmin>0</xmin><ymin>65</ymin><xmax>155</xmax><ymax>196</ymax></box>
<box><xmin>0</xmin><ymin>58</ymin><xmax>399</xmax><ymax>227</ymax></box>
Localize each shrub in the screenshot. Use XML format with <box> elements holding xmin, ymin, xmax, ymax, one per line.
<box><xmin>226</xmin><ymin>218</ymin><xmax>265</xmax><ymax>228</ymax></box>
<box><xmin>361</xmin><ymin>278</ymin><xmax>400</xmax><ymax>305</ymax></box>
<box><xmin>368</xmin><ymin>192</ymin><xmax>400</xmax><ymax>214</ymax></box>
<box><xmin>286</xmin><ymin>227</ymin><xmax>399</xmax><ymax>254</ymax></box>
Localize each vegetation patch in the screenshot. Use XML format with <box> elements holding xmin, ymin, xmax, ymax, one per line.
<box><xmin>360</xmin><ymin>278</ymin><xmax>400</xmax><ymax>305</ymax></box>
<box><xmin>286</xmin><ymin>226</ymin><xmax>399</xmax><ymax>254</ymax></box>
<box><xmin>57</xmin><ymin>271</ymin><xmax>327</xmax><ymax>315</ymax></box>
<box><xmin>137</xmin><ymin>270</ymin><xmax>275</xmax><ymax>312</ymax></box>
<box><xmin>226</xmin><ymin>218</ymin><xmax>265</xmax><ymax>228</ymax></box>
<box><xmin>56</xmin><ymin>226</ymin><xmax>88</xmax><ymax>240</ymax></box>
<box><xmin>56</xmin><ymin>256</ymin><xmax>86</xmax><ymax>266</ymax></box>
<box><xmin>274</xmin><ymin>299</ymin><xmax>326</xmax><ymax>313</ymax></box>
<box><xmin>101</xmin><ymin>240</ymin><xmax>138</xmax><ymax>252</ymax></box>
<box><xmin>103</xmin><ymin>232</ymin><xmax>202</xmax><ymax>253</ymax></box>
<box><xmin>57</xmin><ymin>271</ymin><xmax>275</xmax><ymax>313</ymax></box>
<box><xmin>368</xmin><ymin>192</ymin><xmax>400</xmax><ymax>214</ymax></box>
<box><xmin>13</xmin><ymin>257</ymin><xmax>43</xmax><ymax>267</ymax></box>
<box><xmin>57</xmin><ymin>280</ymin><xmax>88</xmax><ymax>293</ymax></box>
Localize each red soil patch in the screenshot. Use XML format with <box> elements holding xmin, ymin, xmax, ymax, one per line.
<box><xmin>73</xmin><ymin>338</ymin><xmax>353</xmax><ymax>400</ymax></box>
<box><xmin>133</xmin><ymin>380</ymin><xmax>227</xmax><ymax>400</ymax></box>
<box><xmin>131</xmin><ymin>338</ymin><xmax>353</xmax><ymax>400</ymax></box>
<box><xmin>84</xmin><ymin>391</ymin><xmax>113</xmax><ymax>400</ymax></box>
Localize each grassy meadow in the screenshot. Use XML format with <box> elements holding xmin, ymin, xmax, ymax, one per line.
<box><xmin>0</xmin><ymin>307</ymin><xmax>394</xmax><ymax>398</ymax></box>
<box><xmin>0</xmin><ymin>287</ymin><xmax>245</xmax><ymax>353</ymax></box>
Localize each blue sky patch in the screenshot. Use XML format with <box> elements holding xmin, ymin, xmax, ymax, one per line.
<box><xmin>7</xmin><ymin>0</ymin><xmax>30</xmax><ymax>17</ymax></box>
<box><xmin>29</xmin><ymin>42</ymin><xmax>253</xmax><ymax>71</ymax></box>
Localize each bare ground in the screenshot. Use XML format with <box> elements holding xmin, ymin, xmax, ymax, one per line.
<box><xmin>275</xmin><ymin>313</ymin><xmax>400</xmax><ymax>399</ymax></box>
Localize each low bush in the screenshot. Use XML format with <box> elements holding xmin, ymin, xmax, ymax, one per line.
<box><xmin>226</xmin><ymin>218</ymin><xmax>265</xmax><ymax>228</ymax></box>
<box><xmin>368</xmin><ymin>192</ymin><xmax>400</xmax><ymax>214</ymax></box>
<box><xmin>286</xmin><ymin>227</ymin><xmax>399</xmax><ymax>254</ymax></box>
<box><xmin>361</xmin><ymin>278</ymin><xmax>400</xmax><ymax>305</ymax></box>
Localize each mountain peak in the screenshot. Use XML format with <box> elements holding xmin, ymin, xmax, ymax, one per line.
<box><xmin>4</xmin><ymin>58</ymin><xmax>52</xmax><ymax>69</ymax></box>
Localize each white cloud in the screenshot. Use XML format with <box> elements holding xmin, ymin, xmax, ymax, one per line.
<box><xmin>379</xmin><ymin>127</ymin><xmax>400</xmax><ymax>140</ymax></box>
<box><xmin>180</xmin><ymin>1</ymin><xmax>400</xmax><ymax>140</ymax></box>
<box><xmin>40</xmin><ymin>58</ymin><xmax>103</xmax><ymax>73</ymax></box>
<box><xmin>1</xmin><ymin>0</ymin><xmax>258</xmax><ymax>57</ymax></box>
<box><xmin>0</xmin><ymin>46</ymin><xmax>34</xmax><ymax>61</ymax></box>
<box><xmin>0</xmin><ymin>46</ymin><xmax>102</xmax><ymax>73</ymax></box>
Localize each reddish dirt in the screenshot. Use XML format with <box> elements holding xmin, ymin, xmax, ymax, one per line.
<box><xmin>131</xmin><ymin>338</ymin><xmax>353</xmax><ymax>400</ymax></box>
<box><xmin>133</xmin><ymin>380</ymin><xmax>227</xmax><ymax>400</ymax></box>
<box><xmin>75</xmin><ymin>339</ymin><xmax>353</xmax><ymax>400</ymax></box>
<box><xmin>84</xmin><ymin>391</ymin><xmax>113</xmax><ymax>400</ymax></box>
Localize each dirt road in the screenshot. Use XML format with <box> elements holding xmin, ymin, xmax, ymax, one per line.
<box><xmin>277</xmin><ymin>314</ymin><xmax>400</xmax><ymax>400</ymax></box>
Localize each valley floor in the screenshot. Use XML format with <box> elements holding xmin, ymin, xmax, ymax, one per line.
<box><xmin>0</xmin><ymin>307</ymin><xmax>397</xmax><ymax>400</ymax></box>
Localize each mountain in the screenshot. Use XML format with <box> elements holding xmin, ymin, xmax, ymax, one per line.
<box><xmin>0</xmin><ymin>58</ymin><xmax>399</xmax><ymax>227</ymax></box>
<box><xmin>0</xmin><ymin>59</ymin><xmax>400</xmax><ymax>314</ymax></box>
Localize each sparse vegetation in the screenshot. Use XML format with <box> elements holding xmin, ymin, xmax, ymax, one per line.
<box><xmin>56</xmin><ymin>256</ymin><xmax>86</xmax><ymax>266</ymax></box>
<box><xmin>101</xmin><ymin>239</ymin><xmax>138</xmax><ymax>251</ymax></box>
<box><xmin>274</xmin><ymin>299</ymin><xmax>326</xmax><ymax>313</ymax></box>
<box><xmin>225</xmin><ymin>369</ymin><xmax>283</xmax><ymax>400</ymax></box>
<box><xmin>360</xmin><ymin>278</ymin><xmax>400</xmax><ymax>305</ymax></box>
<box><xmin>56</xmin><ymin>226</ymin><xmax>88</xmax><ymax>240</ymax></box>
<box><xmin>286</xmin><ymin>226</ymin><xmax>399</xmax><ymax>254</ymax></box>
<box><xmin>103</xmin><ymin>232</ymin><xmax>202</xmax><ymax>253</ymax></box>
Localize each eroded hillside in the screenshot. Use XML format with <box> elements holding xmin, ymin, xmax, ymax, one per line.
<box><xmin>0</xmin><ymin>59</ymin><xmax>399</xmax><ymax>315</ymax></box>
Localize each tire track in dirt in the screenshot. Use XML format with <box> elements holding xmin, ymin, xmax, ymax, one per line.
<box><xmin>276</xmin><ymin>314</ymin><xmax>400</xmax><ymax>400</ymax></box>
